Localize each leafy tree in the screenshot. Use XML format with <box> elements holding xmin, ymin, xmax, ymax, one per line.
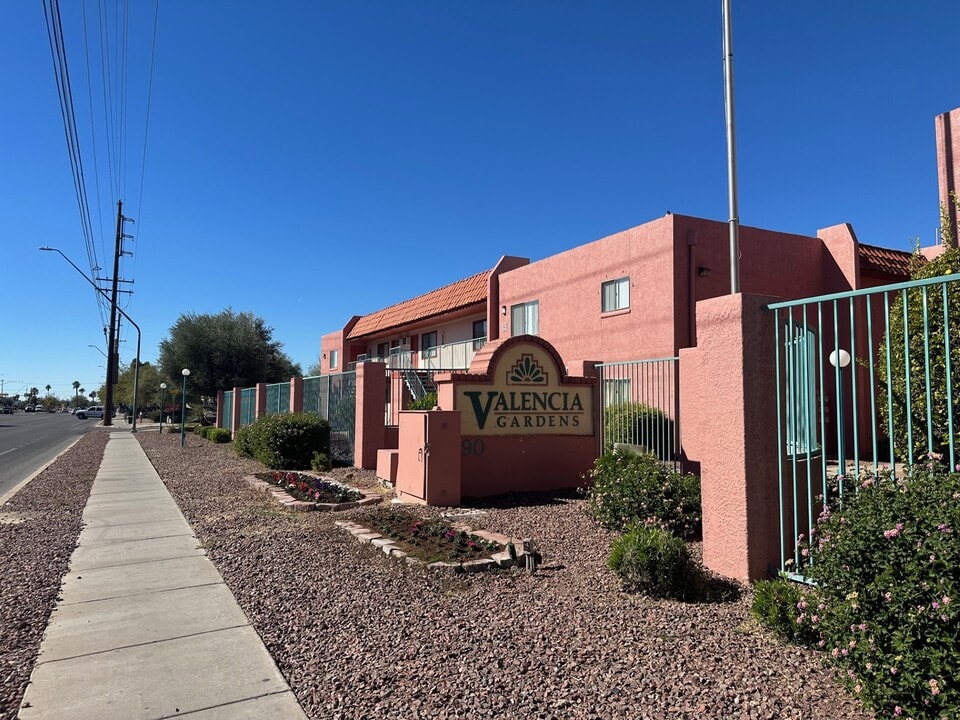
<box><xmin>878</xmin><ymin>194</ymin><xmax>960</xmax><ymax>461</ymax></box>
<box><xmin>111</xmin><ymin>361</ymin><xmax>166</xmax><ymax>409</ymax></box>
<box><xmin>157</xmin><ymin>309</ymin><xmax>301</xmax><ymax>397</ymax></box>
<box><xmin>306</xmin><ymin>356</ymin><xmax>323</xmax><ymax>377</ymax></box>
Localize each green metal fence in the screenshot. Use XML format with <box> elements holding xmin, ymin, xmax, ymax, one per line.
<box><xmin>221</xmin><ymin>390</ymin><xmax>233</xmax><ymax>430</ymax></box>
<box><xmin>303</xmin><ymin>372</ymin><xmax>356</xmax><ymax>463</ymax></box>
<box><xmin>769</xmin><ymin>273</ymin><xmax>959</xmax><ymax>580</ymax></box>
<box><xmin>596</xmin><ymin>357</ymin><xmax>680</xmax><ymax>469</ymax></box>
<box><xmin>264</xmin><ymin>382</ymin><xmax>291</xmax><ymax>415</ymax></box>
<box><xmin>239</xmin><ymin>387</ymin><xmax>256</xmax><ymax>427</ymax></box>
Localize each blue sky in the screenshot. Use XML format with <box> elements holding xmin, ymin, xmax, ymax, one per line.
<box><xmin>1</xmin><ymin>1</ymin><xmax>957</xmax><ymax>402</ymax></box>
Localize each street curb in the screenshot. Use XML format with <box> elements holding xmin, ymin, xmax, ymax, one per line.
<box><xmin>0</xmin><ymin>434</ymin><xmax>86</xmax><ymax>506</ymax></box>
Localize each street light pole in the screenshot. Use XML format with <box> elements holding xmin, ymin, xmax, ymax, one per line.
<box><xmin>180</xmin><ymin>369</ymin><xmax>190</xmax><ymax>447</ymax></box>
<box><xmin>159</xmin><ymin>383</ymin><xmax>167</xmax><ymax>434</ymax></box>
<box><xmin>39</xmin><ymin>246</ymin><xmax>142</xmax><ymax>432</ymax></box>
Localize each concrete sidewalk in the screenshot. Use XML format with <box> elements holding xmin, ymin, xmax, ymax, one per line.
<box><xmin>19</xmin><ymin>431</ymin><xmax>307</xmax><ymax>720</ymax></box>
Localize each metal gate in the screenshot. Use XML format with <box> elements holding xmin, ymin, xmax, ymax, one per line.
<box><xmin>303</xmin><ymin>372</ymin><xmax>356</xmax><ymax>463</ymax></box>
<box><xmin>596</xmin><ymin>357</ymin><xmax>680</xmax><ymax>469</ymax></box>
<box><xmin>769</xmin><ymin>273</ymin><xmax>960</xmax><ymax>579</ymax></box>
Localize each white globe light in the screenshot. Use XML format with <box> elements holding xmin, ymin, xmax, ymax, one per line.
<box><xmin>182</xmin><ymin>368</ymin><xmax>191</xmax><ymax>377</ymax></box>
<box><xmin>829</xmin><ymin>349</ymin><xmax>851</xmax><ymax>368</ymax></box>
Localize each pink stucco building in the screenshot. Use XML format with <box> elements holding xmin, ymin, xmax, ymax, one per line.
<box><xmin>320</xmin><ymin>214</ymin><xmax>911</xmax><ymax>376</ymax></box>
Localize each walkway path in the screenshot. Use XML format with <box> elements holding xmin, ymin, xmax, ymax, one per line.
<box><xmin>19</xmin><ymin>431</ymin><xmax>307</xmax><ymax>720</ymax></box>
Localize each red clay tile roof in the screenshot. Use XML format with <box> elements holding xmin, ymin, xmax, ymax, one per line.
<box><xmin>347</xmin><ymin>270</ymin><xmax>489</xmax><ymax>340</ymax></box>
<box><xmin>858</xmin><ymin>243</ymin><xmax>912</xmax><ymax>280</ymax></box>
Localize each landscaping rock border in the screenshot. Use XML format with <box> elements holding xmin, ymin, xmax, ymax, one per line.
<box><xmin>244</xmin><ymin>475</ymin><xmax>382</xmax><ymax>512</ymax></box>
<box><xmin>333</xmin><ymin>518</ymin><xmax>535</xmax><ymax>573</ymax></box>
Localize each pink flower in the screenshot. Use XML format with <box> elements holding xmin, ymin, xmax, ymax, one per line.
<box><xmin>894</xmin><ymin>707</ymin><xmax>902</xmax><ymax>716</ymax></box>
<box><xmin>943</xmin><ymin>596</ymin><xmax>951</xmax><ymax>605</ymax></box>
<box><xmin>929</xmin><ymin>679</ymin><xmax>941</xmax><ymax>696</ymax></box>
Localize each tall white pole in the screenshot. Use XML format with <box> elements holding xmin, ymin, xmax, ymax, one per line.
<box><xmin>722</xmin><ymin>0</ymin><xmax>741</xmax><ymax>293</ymax></box>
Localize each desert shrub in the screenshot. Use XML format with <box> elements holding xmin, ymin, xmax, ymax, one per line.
<box><xmin>234</xmin><ymin>424</ymin><xmax>255</xmax><ymax>457</ymax></box>
<box><xmin>608</xmin><ymin>524</ymin><xmax>704</xmax><ymax>600</ymax></box>
<box><xmin>234</xmin><ymin>412</ymin><xmax>331</xmax><ymax>470</ymax></box>
<box><xmin>878</xmin><ymin>244</ymin><xmax>960</xmax><ymax>462</ymax></box>
<box><xmin>409</xmin><ymin>392</ymin><xmax>437</xmax><ymax>411</ymax></box>
<box><xmin>794</xmin><ymin>462</ymin><xmax>960</xmax><ymax>719</ymax></box>
<box><xmin>310</xmin><ymin>451</ymin><xmax>331</xmax><ymax>472</ymax></box>
<box><xmin>752</xmin><ymin>578</ymin><xmax>820</xmax><ymax>646</ymax></box>
<box><xmin>603</xmin><ymin>402</ymin><xmax>676</xmax><ymax>460</ymax></box>
<box><xmin>207</xmin><ymin>428</ymin><xmax>231</xmax><ymax>443</ymax></box>
<box><xmin>582</xmin><ymin>449</ymin><xmax>701</xmax><ymax>540</ymax></box>
<box><xmin>195</xmin><ymin>425</ymin><xmax>210</xmax><ymax>438</ymax></box>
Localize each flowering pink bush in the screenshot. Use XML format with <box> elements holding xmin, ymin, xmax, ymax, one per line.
<box><xmin>795</xmin><ymin>462</ymin><xmax>960</xmax><ymax>719</ymax></box>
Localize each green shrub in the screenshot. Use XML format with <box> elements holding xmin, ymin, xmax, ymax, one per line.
<box><xmin>752</xmin><ymin>578</ymin><xmax>820</xmax><ymax>646</ymax></box>
<box><xmin>409</xmin><ymin>392</ymin><xmax>437</xmax><ymax>411</ymax></box>
<box><xmin>310</xmin><ymin>451</ymin><xmax>331</xmax><ymax>472</ymax></box>
<box><xmin>233</xmin><ymin>412</ymin><xmax>331</xmax><ymax>470</ymax></box>
<box><xmin>797</xmin><ymin>463</ymin><xmax>960</xmax><ymax>718</ymax></box>
<box><xmin>608</xmin><ymin>524</ymin><xmax>704</xmax><ymax>600</ymax></box>
<box><xmin>207</xmin><ymin>428</ymin><xmax>231</xmax><ymax>443</ymax></box>
<box><xmin>234</xmin><ymin>424</ymin><xmax>255</xmax><ymax>457</ymax></box>
<box><xmin>603</xmin><ymin>402</ymin><xmax>676</xmax><ymax>460</ymax></box>
<box><xmin>878</xmin><ymin>243</ymin><xmax>960</xmax><ymax>462</ymax></box>
<box><xmin>195</xmin><ymin>425</ymin><xmax>210</xmax><ymax>438</ymax></box>
<box><xmin>582</xmin><ymin>449</ymin><xmax>701</xmax><ymax>539</ymax></box>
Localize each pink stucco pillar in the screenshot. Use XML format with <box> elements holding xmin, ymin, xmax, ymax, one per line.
<box><xmin>354</xmin><ymin>362</ymin><xmax>387</xmax><ymax>470</ymax></box>
<box><xmin>255</xmin><ymin>382</ymin><xmax>267</xmax><ymax>419</ymax></box>
<box><xmin>231</xmin><ymin>386</ymin><xmax>242</xmax><ymax>434</ymax></box>
<box><xmin>290</xmin><ymin>376</ymin><xmax>304</xmax><ymax>413</ymax></box>
<box><xmin>681</xmin><ymin>293</ymin><xmax>781</xmax><ymax>582</ymax></box>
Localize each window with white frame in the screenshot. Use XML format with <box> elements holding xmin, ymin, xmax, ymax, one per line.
<box><xmin>511</xmin><ymin>301</ymin><xmax>539</xmax><ymax>336</ymax></box>
<box><xmin>601</xmin><ymin>277</ymin><xmax>630</xmax><ymax>312</ymax></box>
<box><xmin>329</xmin><ymin>349</ymin><xmax>339</xmax><ymax>369</ymax></box>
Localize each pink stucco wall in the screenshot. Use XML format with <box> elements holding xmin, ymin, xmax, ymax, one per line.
<box><xmin>497</xmin><ymin>214</ymin><xmax>856</xmax><ymax>367</ymax></box>
<box><xmin>936</xmin><ymin>108</ymin><xmax>960</xmax><ymax>246</ymax></box>
<box><xmin>681</xmin><ymin>293</ymin><xmax>781</xmax><ymax>582</ymax></box>
<box><xmin>353</xmin><ymin>362</ymin><xmax>386</xmax><ymax>470</ymax></box>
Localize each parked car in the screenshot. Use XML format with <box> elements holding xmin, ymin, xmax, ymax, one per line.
<box><xmin>24</xmin><ymin>406</ymin><xmax>35</xmax><ymax>413</ymax></box>
<box><xmin>76</xmin><ymin>406</ymin><xmax>105</xmax><ymax>420</ymax></box>
<box><xmin>0</xmin><ymin>406</ymin><xmax>13</xmax><ymax>414</ymax></box>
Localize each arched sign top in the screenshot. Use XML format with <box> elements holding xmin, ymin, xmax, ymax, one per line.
<box><xmin>453</xmin><ymin>335</ymin><xmax>594</xmax><ymax>436</ymax></box>
<box><xmin>467</xmin><ymin>334</ymin><xmax>571</xmax><ymax>383</ymax></box>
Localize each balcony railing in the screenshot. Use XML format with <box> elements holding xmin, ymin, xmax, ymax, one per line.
<box><xmin>351</xmin><ymin>336</ymin><xmax>486</xmax><ymax>372</ymax></box>
<box><xmin>418</xmin><ymin>336</ymin><xmax>485</xmax><ymax>370</ymax></box>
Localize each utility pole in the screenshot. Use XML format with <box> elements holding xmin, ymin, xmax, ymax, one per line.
<box><xmin>103</xmin><ymin>200</ymin><xmax>124</xmax><ymax>426</ymax></box>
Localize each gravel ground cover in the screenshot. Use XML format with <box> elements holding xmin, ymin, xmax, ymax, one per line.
<box><xmin>0</xmin><ymin>428</ymin><xmax>876</xmax><ymax>720</ymax></box>
<box><xmin>0</xmin><ymin>430</ymin><xmax>108</xmax><ymax>720</ymax></box>
<box><xmin>136</xmin><ymin>432</ymin><xmax>874</xmax><ymax>720</ymax></box>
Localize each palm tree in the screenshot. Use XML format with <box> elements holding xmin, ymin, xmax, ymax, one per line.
<box><xmin>72</xmin><ymin>380</ymin><xmax>80</xmax><ymax>408</ymax></box>
<box><xmin>89</xmin><ymin>390</ymin><xmax>97</xmax><ymax>402</ymax></box>
<box><xmin>45</xmin><ymin>384</ymin><xmax>51</xmax><ymax>395</ymax></box>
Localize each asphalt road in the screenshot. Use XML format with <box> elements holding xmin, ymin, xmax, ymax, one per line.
<box><xmin>0</xmin><ymin>411</ymin><xmax>96</xmax><ymax>500</ymax></box>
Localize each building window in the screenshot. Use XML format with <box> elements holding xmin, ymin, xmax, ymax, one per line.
<box><xmin>377</xmin><ymin>342</ymin><xmax>389</xmax><ymax>360</ymax></box>
<box><xmin>472</xmin><ymin>319</ymin><xmax>487</xmax><ymax>350</ymax></box>
<box><xmin>329</xmin><ymin>349</ymin><xmax>339</xmax><ymax>369</ymax></box>
<box><xmin>601</xmin><ymin>277</ymin><xmax>630</xmax><ymax>312</ymax></box>
<box><xmin>421</xmin><ymin>331</ymin><xmax>438</xmax><ymax>358</ymax></box>
<box><xmin>511</xmin><ymin>301</ymin><xmax>539</xmax><ymax>336</ymax></box>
